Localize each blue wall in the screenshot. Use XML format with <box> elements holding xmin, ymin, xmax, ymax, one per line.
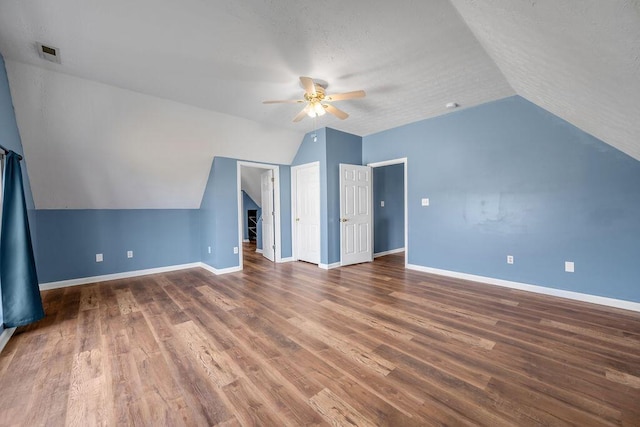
<box><xmin>363</xmin><ymin>95</ymin><xmax>640</xmax><ymax>302</ymax></box>
<box><xmin>199</xmin><ymin>157</ymin><xmax>292</xmax><ymax>270</ymax></box>
<box><xmin>36</xmin><ymin>209</ymin><xmax>200</xmax><ymax>283</ymax></box>
<box><xmin>373</xmin><ymin>163</ymin><xmax>405</xmax><ymax>254</ymax></box>
<box><xmin>291</xmin><ymin>128</ymin><xmax>362</xmax><ymax>264</ymax></box>
<box><xmin>0</xmin><ymin>55</ymin><xmax>38</xmax><ymax>326</ymax></box>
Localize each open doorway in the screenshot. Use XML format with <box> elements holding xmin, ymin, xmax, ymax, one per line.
<box><xmin>368</xmin><ymin>158</ymin><xmax>407</xmax><ymax>266</ymax></box>
<box><xmin>237</xmin><ymin>161</ymin><xmax>281</xmax><ymax>268</ymax></box>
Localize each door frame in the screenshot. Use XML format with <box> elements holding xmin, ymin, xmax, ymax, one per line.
<box><xmin>367</xmin><ymin>157</ymin><xmax>408</xmax><ymax>267</ymax></box>
<box><xmin>291</xmin><ymin>161</ymin><xmax>321</xmax><ymax>263</ymax></box>
<box><xmin>237</xmin><ymin>161</ymin><xmax>282</xmax><ymax>267</ymax></box>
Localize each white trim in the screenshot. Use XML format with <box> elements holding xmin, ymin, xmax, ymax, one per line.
<box><xmin>278</xmin><ymin>257</ymin><xmax>295</xmax><ymax>263</ymax></box>
<box><xmin>237</xmin><ymin>161</ymin><xmax>282</xmax><ymax>270</ymax></box>
<box><xmin>368</xmin><ymin>158</ymin><xmax>408</xmax><ymax>268</ymax></box>
<box><xmin>319</xmin><ymin>262</ymin><xmax>341</xmax><ymax>270</ymax></box>
<box><xmin>198</xmin><ymin>263</ymin><xmax>242</xmax><ymax>275</ymax></box>
<box><xmin>373</xmin><ymin>247</ymin><xmax>405</xmax><ymax>258</ymax></box>
<box><xmin>39</xmin><ymin>262</ymin><xmax>202</xmax><ymax>290</ymax></box>
<box><xmin>0</xmin><ymin>327</ymin><xmax>17</xmax><ymax>354</ymax></box>
<box><xmin>255</xmin><ymin>248</ymin><xmax>263</xmax><ymax>254</ymax></box>
<box><xmin>406</xmin><ymin>264</ymin><xmax>640</xmax><ymax>313</ymax></box>
<box><xmin>291</xmin><ymin>161</ymin><xmax>321</xmax><ymax>264</ymax></box>
<box><xmin>243</xmin><ymin>239</ymin><xmax>250</xmax><ymax>243</ymax></box>
<box><xmin>38</xmin><ymin>261</ymin><xmax>253</xmax><ymax>291</ymax></box>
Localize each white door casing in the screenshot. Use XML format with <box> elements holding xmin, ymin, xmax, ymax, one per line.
<box><xmin>292</xmin><ymin>162</ymin><xmax>320</xmax><ymax>264</ymax></box>
<box><xmin>261</xmin><ymin>169</ymin><xmax>275</xmax><ymax>262</ymax></box>
<box><xmin>340</xmin><ymin>163</ymin><xmax>373</xmax><ymax>266</ymax></box>
<box><xmin>368</xmin><ymin>157</ymin><xmax>408</xmax><ymax>267</ymax></box>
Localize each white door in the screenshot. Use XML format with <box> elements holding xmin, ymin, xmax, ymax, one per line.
<box><xmin>340</xmin><ymin>164</ymin><xmax>373</xmax><ymax>266</ymax></box>
<box><xmin>293</xmin><ymin>163</ymin><xmax>320</xmax><ymax>264</ymax></box>
<box><xmin>261</xmin><ymin>170</ymin><xmax>275</xmax><ymax>262</ymax></box>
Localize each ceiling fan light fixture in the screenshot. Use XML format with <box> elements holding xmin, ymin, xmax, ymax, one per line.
<box><xmin>264</xmin><ymin>76</ymin><xmax>365</xmax><ymax>122</ymax></box>
<box><xmin>306</xmin><ymin>101</ymin><xmax>326</xmax><ymax>117</ymax></box>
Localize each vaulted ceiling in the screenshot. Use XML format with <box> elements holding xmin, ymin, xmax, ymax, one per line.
<box><xmin>0</xmin><ymin>0</ymin><xmax>637</xmax><ymax>209</ymax></box>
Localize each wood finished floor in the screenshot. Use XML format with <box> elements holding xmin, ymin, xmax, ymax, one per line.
<box><xmin>1</xmin><ymin>244</ymin><xmax>640</xmax><ymax>426</ymax></box>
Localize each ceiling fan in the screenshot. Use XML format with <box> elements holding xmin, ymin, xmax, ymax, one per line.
<box><xmin>263</xmin><ymin>76</ymin><xmax>366</xmax><ymax>122</ymax></box>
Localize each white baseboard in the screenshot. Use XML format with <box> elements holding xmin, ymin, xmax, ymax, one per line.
<box><xmin>0</xmin><ymin>327</ymin><xmax>17</xmax><ymax>354</ymax></box>
<box><xmin>243</xmin><ymin>239</ymin><xmax>250</xmax><ymax>243</ymax></box>
<box><xmin>278</xmin><ymin>257</ymin><xmax>295</xmax><ymax>263</ymax></box>
<box><xmin>255</xmin><ymin>248</ymin><xmax>263</xmax><ymax>253</ymax></box>
<box><xmin>374</xmin><ymin>248</ymin><xmax>405</xmax><ymax>258</ymax></box>
<box><xmin>406</xmin><ymin>264</ymin><xmax>640</xmax><ymax>313</ymax></box>
<box><xmin>198</xmin><ymin>263</ymin><xmax>242</xmax><ymax>275</ymax></box>
<box><xmin>39</xmin><ymin>262</ymin><xmax>202</xmax><ymax>290</ymax></box>
<box><xmin>39</xmin><ymin>261</ymin><xmax>249</xmax><ymax>291</ymax></box>
<box><xmin>319</xmin><ymin>262</ymin><xmax>341</xmax><ymax>270</ymax></box>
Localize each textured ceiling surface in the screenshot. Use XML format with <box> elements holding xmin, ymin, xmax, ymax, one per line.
<box><xmin>0</xmin><ymin>0</ymin><xmax>637</xmax><ymax>209</ymax></box>
<box><xmin>451</xmin><ymin>0</ymin><xmax>640</xmax><ymax>160</ymax></box>
<box><xmin>0</xmin><ymin>0</ymin><xmax>513</xmax><ymax>136</ymax></box>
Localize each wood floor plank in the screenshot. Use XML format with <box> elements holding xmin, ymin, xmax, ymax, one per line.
<box><xmin>1</xmin><ymin>244</ymin><xmax>639</xmax><ymax>425</ymax></box>
<box><xmin>309</xmin><ymin>388</ymin><xmax>376</xmax><ymax>427</ymax></box>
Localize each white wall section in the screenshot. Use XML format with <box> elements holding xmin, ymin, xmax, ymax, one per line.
<box><xmin>6</xmin><ymin>61</ymin><xmax>302</xmax><ymax>209</ymax></box>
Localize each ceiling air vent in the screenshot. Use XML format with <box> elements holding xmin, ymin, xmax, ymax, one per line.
<box><xmin>36</xmin><ymin>42</ymin><xmax>61</xmax><ymax>64</ymax></box>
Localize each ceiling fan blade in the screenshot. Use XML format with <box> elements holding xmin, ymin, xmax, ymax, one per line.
<box><xmin>324</xmin><ymin>104</ymin><xmax>349</xmax><ymax>120</ymax></box>
<box><xmin>263</xmin><ymin>99</ymin><xmax>305</xmax><ymax>104</ymax></box>
<box><xmin>300</xmin><ymin>76</ymin><xmax>317</xmax><ymax>96</ymax></box>
<box><xmin>293</xmin><ymin>104</ymin><xmax>311</xmax><ymax>122</ymax></box>
<box><xmin>325</xmin><ymin>90</ymin><xmax>366</xmax><ymax>102</ymax></box>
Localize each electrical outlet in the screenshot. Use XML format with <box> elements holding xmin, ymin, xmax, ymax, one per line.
<box><xmin>208</xmin><ymin>246</ymin><xmax>211</xmax><ymax>254</ymax></box>
<box><xmin>233</xmin><ymin>246</ymin><xmax>239</xmax><ymax>254</ymax></box>
<box><xmin>95</xmin><ymin>253</ymin><xmax>103</xmax><ymax>262</ymax></box>
<box><xmin>380</xmin><ymin>200</ymin><xmax>385</xmax><ymax>207</ymax></box>
<box><xmin>507</xmin><ymin>255</ymin><xmax>514</xmax><ymax>264</ymax></box>
<box><xmin>565</xmin><ymin>261</ymin><xmax>575</xmax><ymax>273</ymax></box>
<box><xmin>421</xmin><ymin>198</ymin><xmax>430</xmax><ymax>206</ymax></box>
<box><xmin>127</xmin><ymin>250</ymin><xmax>133</xmax><ymax>258</ymax></box>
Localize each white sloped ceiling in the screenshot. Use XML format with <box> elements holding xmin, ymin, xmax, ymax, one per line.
<box><xmin>450</xmin><ymin>0</ymin><xmax>640</xmax><ymax>161</ymax></box>
<box><xmin>1</xmin><ymin>1</ymin><xmax>637</xmax><ymax>209</ymax></box>
<box><xmin>7</xmin><ymin>61</ymin><xmax>302</xmax><ymax>209</ymax></box>
<box><xmin>0</xmin><ymin>0</ymin><xmax>514</xmax><ymax>209</ymax></box>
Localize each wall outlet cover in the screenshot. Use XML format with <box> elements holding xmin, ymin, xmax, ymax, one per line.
<box><xmin>127</xmin><ymin>250</ymin><xmax>133</xmax><ymax>258</ymax></box>
<box><xmin>421</xmin><ymin>198</ymin><xmax>430</xmax><ymax>206</ymax></box>
<box><xmin>507</xmin><ymin>255</ymin><xmax>514</xmax><ymax>264</ymax></box>
<box><xmin>96</xmin><ymin>253</ymin><xmax>103</xmax><ymax>262</ymax></box>
<box><xmin>381</xmin><ymin>200</ymin><xmax>385</xmax><ymax>207</ymax></box>
<box><xmin>208</xmin><ymin>246</ymin><xmax>212</xmax><ymax>254</ymax></box>
<box><xmin>233</xmin><ymin>246</ymin><xmax>239</xmax><ymax>254</ymax></box>
<box><xmin>565</xmin><ymin>261</ymin><xmax>575</xmax><ymax>272</ymax></box>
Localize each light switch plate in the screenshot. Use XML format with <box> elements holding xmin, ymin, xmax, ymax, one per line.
<box><xmin>421</xmin><ymin>198</ymin><xmax>430</xmax><ymax>206</ymax></box>
<box><xmin>96</xmin><ymin>253</ymin><xmax>103</xmax><ymax>262</ymax></box>
<box><xmin>380</xmin><ymin>201</ymin><xmax>385</xmax><ymax>207</ymax></box>
<box><xmin>565</xmin><ymin>261</ymin><xmax>575</xmax><ymax>272</ymax></box>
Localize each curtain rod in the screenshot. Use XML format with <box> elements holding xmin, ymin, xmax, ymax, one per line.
<box><xmin>0</xmin><ymin>144</ymin><xmax>23</xmax><ymax>160</ymax></box>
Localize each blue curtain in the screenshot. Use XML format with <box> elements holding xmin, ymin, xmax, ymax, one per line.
<box><xmin>1</xmin><ymin>151</ymin><xmax>44</xmax><ymax>327</ymax></box>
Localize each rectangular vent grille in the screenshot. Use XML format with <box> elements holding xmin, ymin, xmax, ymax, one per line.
<box><xmin>36</xmin><ymin>42</ymin><xmax>61</xmax><ymax>64</ymax></box>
